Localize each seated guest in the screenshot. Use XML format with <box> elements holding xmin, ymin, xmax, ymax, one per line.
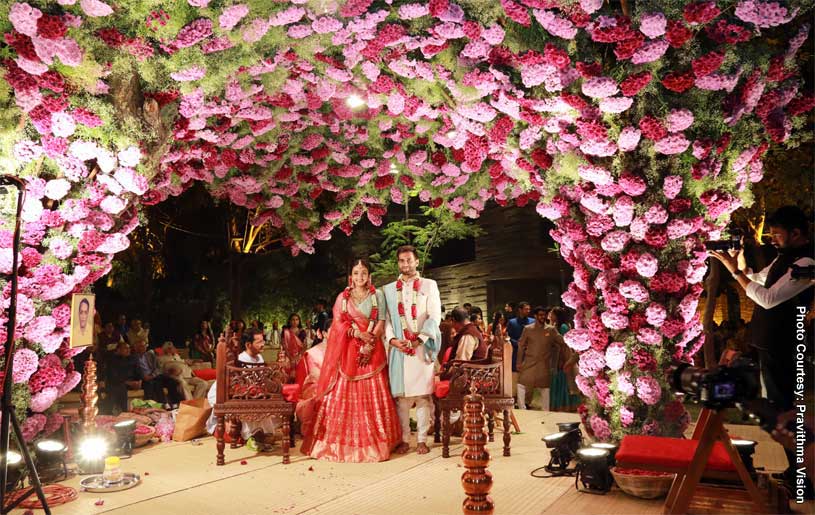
<box><xmin>238</xmin><ymin>329</ymin><xmax>265</xmax><ymax>364</ymax></box>
<box><xmin>103</xmin><ymin>342</ymin><xmax>141</xmax><ymax>414</ymax></box>
<box><xmin>98</xmin><ymin>322</ymin><xmax>123</xmax><ymax>351</ymax></box>
<box><xmin>451</xmin><ymin>307</ymin><xmax>488</xmax><ymax>362</ymax></box>
<box><xmin>132</xmin><ymin>340</ymin><xmax>184</xmax><ymax>409</ymax></box>
<box><xmin>205</xmin><ymin>329</ymin><xmax>277</xmax><ymax>450</ymax></box>
<box><xmin>127</xmin><ymin>319</ymin><xmax>149</xmax><ymax>348</ymax></box>
<box><xmin>159</xmin><ymin>342</ymin><xmax>209</xmax><ymax>399</ymax></box>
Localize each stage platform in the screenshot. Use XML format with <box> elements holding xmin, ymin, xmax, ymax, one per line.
<box><xmin>12</xmin><ymin>410</ymin><xmax>812</xmax><ymax>514</ymax></box>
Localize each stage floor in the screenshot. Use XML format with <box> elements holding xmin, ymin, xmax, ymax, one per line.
<box><xmin>13</xmin><ymin>410</ymin><xmax>812</xmax><ymax>514</ymax></box>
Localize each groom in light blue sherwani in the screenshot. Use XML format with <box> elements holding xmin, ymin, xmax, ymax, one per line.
<box><xmin>383</xmin><ymin>245</ymin><xmax>441</xmax><ymax>455</ymax></box>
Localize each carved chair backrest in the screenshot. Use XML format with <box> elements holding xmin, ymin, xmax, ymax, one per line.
<box><xmin>215</xmin><ymin>340</ymin><xmax>287</xmax><ymax>405</ymax></box>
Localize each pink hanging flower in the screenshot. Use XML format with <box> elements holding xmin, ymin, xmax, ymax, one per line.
<box><xmin>639</xmin><ymin>12</ymin><xmax>667</xmax><ymax>38</ymax></box>
<box><xmin>582</xmin><ymin>76</ymin><xmax>619</xmax><ymax>98</ymax></box>
<box><xmin>601</xmin><ymin>311</ymin><xmax>629</xmax><ymax>330</ymax></box>
<box><xmin>735</xmin><ymin>0</ymin><xmax>797</xmax><ymax>28</ymax></box>
<box><xmin>80</xmin><ymin>0</ymin><xmax>113</xmax><ymax>17</ymax></box>
<box><xmin>565</xmin><ymin>329</ymin><xmax>592</xmax><ymax>351</ymax></box>
<box><xmin>590</xmin><ymin>415</ymin><xmax>612</xmax><ymax>441</ymax></box>
<box><xmin>637</xmin><ymin>327</ymin><xmax>662</xmax><ymax>345</ymax></box>
<box><xmin>598</xmin><ymin>96</ymin><xmax>633</xmax><ymax>113</ymax></box>
<box><xmin>10</xmin><ymin>3</ymin><xmax>42</xmax><ymax>37</ymax></box>
<box><xmin>620</xmin><ymin>406</ymin><xmax>634</xmax><ymax>427</ymax></box>
<box><xmin>654</xmin><ymin>134</ymin><xmax>690</xmax><ymax>155</ymax></box>
<box><xmin>666</xmin><ymin>109</ymin><xmax>694</xmax><ymax>132</ymax></box>
<box><xmin>616</xmin><ymin>371</ymin><xmax>635</xmax><ymax>396</ymax></box>
<box><xmin>605</xmin><ymin>342</ymin><xmax>626</xmax><ymax>371</ymax></box>
<box><xmin>619</xmin><ymin>280</ymin><xmax>649</xmax><ymax>302</ymax></box>
<box><xmin>600</xmin><ymin>231</ymin><xmax>630</xmax><ymax>252</ymax></box>
<box><xmin>175</xmin><ymin>18</ymin><xmax>213</xmax><ymax>48</ymax></box>
<box><xmin>617</xmin><ymin>127</ymin><xmax>641</xmax><ymax>152</ymax></box>
<box><xmin>636</xmin><ymin>376</ymin><xmax>662</xmax><ymax>405</ymax></box>
<box><xmin>636</xmin><ymin>252</ymin><xmax>658</xmax><ymax>278</ymax></box>
<box><xmin>170</xmin><ymin>66</ymin><xmax>206</xmax><ymax>82</ymax></box>
<box><xmin>663</xmin><ymin>176</ymin><xmax>683</xmax><ymax>199</ymax></box>
<box><xmin>612</xmin><ymin>196</ymin><xmax>635</xmax><ymax>226</ymax></box>
<box><xmin>13</xmin><ymin>348</ymin><xmax>39</xmax><ymax>383</ymax></box>
<box><xmin>22</xmin><ymin>414</ymin><xmax>46</xmax><ymax>443</ymax></box>
<box><xmin>579</xmin><ymin>348</ymin><xmax>606</xmax><ymax>376</ymax></box>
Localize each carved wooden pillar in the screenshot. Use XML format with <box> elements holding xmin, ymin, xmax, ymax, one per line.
<box><xmin>461</xmin><ymin>385</ymin><xmax>494</xmax><ymax>515</ymax></box>
<box><xmin>79</xmin><ymin>352</ymin><xmax>98</xmax><ymax>434</ymax></box>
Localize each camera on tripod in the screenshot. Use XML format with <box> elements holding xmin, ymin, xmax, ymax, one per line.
<box><xmin>790</xmin><ymin>264</ymin><xmax>815</xmax><ymax>281</ymax></box>
<box><xmin>669</xmin><ymin>357</ymin><xmax>760</xmax><ymax>412</ymax></box>
<box><xmin>704</xmin><ymin>228</ymin><xmax>743</xmax><ymax>252</ymax></box>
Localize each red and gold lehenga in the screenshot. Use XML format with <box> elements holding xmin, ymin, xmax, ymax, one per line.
<box><xmin>281</xmin><ymin>327</ymin><xmax>306</xmax><ymax>378</ymax></box>
<box><xmin>297</xmin><ymin>289</ymin><xmax>401</xmax><ymax>462</ymax></box>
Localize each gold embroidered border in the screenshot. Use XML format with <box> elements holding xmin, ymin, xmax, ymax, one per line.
<box><xmin>340</xmin><ymin>362</ymin><xmax>386</xmax><ymax>382</ymax></box>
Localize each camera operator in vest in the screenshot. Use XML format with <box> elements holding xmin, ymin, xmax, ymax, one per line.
<box><xmin>709</xmin><ymin>205</ymin><xmax>814</xmax><ymax>496</ymax></box>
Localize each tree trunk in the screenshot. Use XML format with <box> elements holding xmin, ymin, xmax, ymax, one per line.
<box><xmin>702</xmin><ymin>259</ymin><xmax>721</xmax><ymax>368</ymax></box>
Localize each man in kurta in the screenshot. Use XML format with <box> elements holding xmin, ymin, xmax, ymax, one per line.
<box><xmin>384</xmin><ymin>245</ymin><xmax>442</xmax><ymax>455</ymax></box>
<box><xmin>516</xmin><ymin>306</ymin><xmax>569</xmax><ymax>411</ymax></box>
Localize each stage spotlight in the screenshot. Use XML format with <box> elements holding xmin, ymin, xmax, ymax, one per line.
<box><xmin>731</xmin><ymin>439</ymin><xmax>757</xmax><ymax>476</ymax></box>
<box><xmin>345</xmin><ymin>94</ymin><xmax>366</xmax><ymax>109</ymax></box>
<box><xmin>575</xmin><ymin>447</ymin><xmax>613</xmax><ymax>493</ymax></box>
<box><xmin>556</xmin><ymin>421</ymin><xmax>584</xmax><ymax>454</ymax></box>
<box><xmin>113</xmin><ymin>420</ymin><xmax>136</xmax><ymax>458</ymax></box>
<box><xmin>589</xmin><ymin>442</ymin><xmax>618</xmax><ymax>466</ymax></box>
<box><xmin>542</xmin><ymin>431</ymin><xmax>576</xmax><ymax>474</ymax></box>
<box><xmin>2</xmin><ymin>451</ymin><xmax>23</xmax><ymax>491</ymax></box>
<box><xmin>77</xmin><ymin>436</ymin><xmax>109</xmax><ymax>475</ymax></box>
<box><xmin>34</xmin><ymin>440</ymin><xmax>67</xmax><ymax>483</ymax></box>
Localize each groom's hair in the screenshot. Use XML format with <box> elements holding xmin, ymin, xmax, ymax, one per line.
<box><xmin>451</xmin><ymin>307</ymin><xmax>469</xmax><ymax>323</ymax></box>
<box><xmin>396</xmin><ymin>245</ymin><xmax>419</xmax><ymax>259</ymax></box>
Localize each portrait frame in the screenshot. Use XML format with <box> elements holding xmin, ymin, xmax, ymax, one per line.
<box><xmin>70</xmin><ymin>293</ymin><xmax>95</xmax><ymax>348</ymax></box>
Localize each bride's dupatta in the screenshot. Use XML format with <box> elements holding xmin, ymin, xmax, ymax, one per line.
<box><xmin>297</xmin><ymin>291</ymin><xmax>386</xmax><ymax>453</ymax></box>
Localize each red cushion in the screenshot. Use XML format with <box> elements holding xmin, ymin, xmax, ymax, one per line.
<box><xmin>282</xmin><ymin>383</ymin><xmax>301</xmax><ymax>403</ymax></box>
<box><xmin>617</xmin><ymin>435</ymin><xmax>737</xmax><ymax>472</ymax></box>
<box><xmin>434</xmin><ymin>380</ymin><xmax>450</xmax><ymax>399</ymax></box>
<box><xmin>192</xmin><ymin>368</ymin><xmax>217</xmax><ymax>381</ymax></box>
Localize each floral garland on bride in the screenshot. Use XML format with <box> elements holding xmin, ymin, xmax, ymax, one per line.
<box><xmin>342</xmin><ymin>284</ymin><xmax>378</xmax><ymax>366</ymax></box>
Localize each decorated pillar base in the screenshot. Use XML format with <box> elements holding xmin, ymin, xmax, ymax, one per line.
<box><xmin>461</xmin><ymin>385</ymin><xmax>494</xmax><ymax>515</ymax></box>
<box><xmin>79</xmin><ymin>352</ymin><xmax>98</xmax><ymax>435</ymax></box>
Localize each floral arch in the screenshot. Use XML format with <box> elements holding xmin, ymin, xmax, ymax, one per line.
<box><xmin>0</xmin><ymin>0</ymin><xmax>812</xmax><ymax>443</ymax></box>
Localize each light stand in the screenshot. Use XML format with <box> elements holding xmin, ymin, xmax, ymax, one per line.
<box><xmin>0</xmin><ymin>175</ymin><xmax>51</xmax><ymax>514</ymax></box>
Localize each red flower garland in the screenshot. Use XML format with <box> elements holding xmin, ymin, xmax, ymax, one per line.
<box><xmin>396</xmin><ymin>277</ymin><xmax>421</xmax><ymax>355</ymax></box>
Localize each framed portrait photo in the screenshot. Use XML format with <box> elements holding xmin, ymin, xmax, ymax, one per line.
<box><xmin>70</xmin><ymin>293</ymin><xmax>95</xmax><ymax>348</ymax></box>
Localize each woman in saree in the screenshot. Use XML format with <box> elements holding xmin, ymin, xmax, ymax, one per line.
<box><xmin>297</xmin><ymin>258</ymin><xmax>401</xmax><ymax>462</ymax></box>
<box><xmin>281</xmin><ymin>313</ymin><xmax>307</xmax><ymax>378</ymax></box>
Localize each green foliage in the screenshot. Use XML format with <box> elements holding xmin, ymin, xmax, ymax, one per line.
<box><xmin>369</xmin><ymin>206</ymin><xmax>483</xmax><ymax>281</ymax></box>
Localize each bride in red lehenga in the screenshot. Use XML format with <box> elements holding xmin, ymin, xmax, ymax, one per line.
<box><xmin>297</xmin><ymin>258</ymin><xmax>401</xmax><ymax>462</ymax></box>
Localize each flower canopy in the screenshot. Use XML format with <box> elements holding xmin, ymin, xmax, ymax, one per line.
<box><xmin>0</xmin><ymin>0</ymin><xmax>812</xmax><ymax>441</ymax></box>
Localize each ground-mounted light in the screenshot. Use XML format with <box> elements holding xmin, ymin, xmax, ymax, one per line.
<box><xmin>2</xmin><ymin>451</ymin><xmax>24</xmax><ymax>492</ymax></box>
<box><xmin>575</xmin><ymin>447</ymin><xmax>613</xmax><ymax>494</ymax></box>
<box><xmin>113</xmin><ymin>420</ymin><xmax>136</xmax><ymax>458</ymax></box>
<box><xmin>589</xmin><ymin>442</ymin><xmax>618</xmax><ymax>467</ymax></box>
<box><xmin>34</xmin><ymin>439</ymin><xmax>67</xmax><ymax>483</ymax></box>
<box><xmin>542</xmin><ymin>431</ymin><xmax>576</xmax><ymax>474</ymax></box>
<box><xmin>77</xmin><ymin>436</ymin><xmax>109</xmax><ymax>475</ymax></box>
<box><xmin>731</xmin><ymin>439</ymin><xmax>757</xmax><ymax>476</ymax></box>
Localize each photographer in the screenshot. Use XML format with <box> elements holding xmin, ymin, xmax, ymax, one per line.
<box><xmin>709</xmin><ymin>205</ymin><xmax>814</xmax><ymax>495</ymax></box>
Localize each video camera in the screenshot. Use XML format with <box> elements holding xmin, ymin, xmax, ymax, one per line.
<box><xmin>704</xmin><ymin>228</ymin><xmax>743</xmax><ymax>252</ymax></box>
<box><xmin>670</xmin><ymin>358</ymin><xmax>811</xmax><ymax>439</ymax></box>
<box><xmin>790</xmin><ymin>264</ymin><xmax>815</xmax><ymax>281</ymax></box>
<box><xmin>670</xmin><ymin>357</ymin><xmax>760</xmax><ymax>411</ymax></box>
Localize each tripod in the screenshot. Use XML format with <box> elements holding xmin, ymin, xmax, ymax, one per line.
<box><xmin>0</xmin><ymin>175</ymin><xmax>50</xmax><ymax>514</ymax></box>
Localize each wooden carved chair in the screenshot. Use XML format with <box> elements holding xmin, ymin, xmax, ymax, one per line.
<box><xmin>433</xmin><ymin>341</ymin><xmax>514</xmax><ymax>458</ymax></box>
<box><xmin>213</xmin><ymin>337</ymin><xmax>300</xmax><ymax>465</ymax></box>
